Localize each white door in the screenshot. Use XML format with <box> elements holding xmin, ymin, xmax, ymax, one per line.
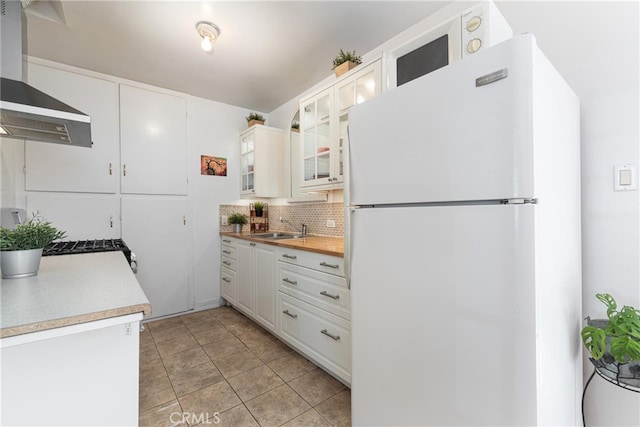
<box><xmin>348</xmin><ymin>35</ymin><xmax>535</xmax><ymax>205</ymax></box>
<box><xmin>25</xmin><ymin>64</ymin><xmax>119</xmax><ymax>193</ymax></box>
<box><xmin>121</xmin><ymin>197</ymin><xmax>190</xmax><ymax>318</ymax></box>
<box><xmin>350</xmin><ymin>204</ymin><xmax>539</xmax><ymax>426</ymax></box>
<box><xmin>26</xmin><ymin>194</ymin><xmax>119</xmax><ymax>240</ymax></box>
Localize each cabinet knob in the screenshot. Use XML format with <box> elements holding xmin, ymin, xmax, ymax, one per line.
<box><xmin>123</xmin><ymin>164</ymin><xmax>127</xmax><ymax>176</ymax></box>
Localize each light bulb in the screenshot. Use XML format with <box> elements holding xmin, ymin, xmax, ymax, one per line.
<box><xmin>201</xmin><ymin>34</ymin><xmax>212</xmax><ymax>52</ymax></box>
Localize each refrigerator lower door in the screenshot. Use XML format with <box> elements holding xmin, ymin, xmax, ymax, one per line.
<box><xmin>351</xmin><ymin>204</ymin><xmax>545</xmax><ymax>426</ymax></box>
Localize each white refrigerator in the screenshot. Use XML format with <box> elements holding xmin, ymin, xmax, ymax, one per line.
<box><xmin>347</xmin><ymin>34</ymin><xmax>582</xmax><ymax>426</ymax></box>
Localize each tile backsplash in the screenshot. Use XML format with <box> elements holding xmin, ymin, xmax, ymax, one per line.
<box><xmin>220</xmin><ymin>203</ymin><xmax>344</xmax><ymax>237</ymax></box>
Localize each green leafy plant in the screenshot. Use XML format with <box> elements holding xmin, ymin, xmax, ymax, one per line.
<box><xmin>0</xmin><ymin>212</ymin><xmax>66</xmax><ymax>251</ymax></box>
<box><xmin>253</xmin><ymin>201</ymin><xmax>265</xmax><ymax>214</ymax></box>
<box><xmin>581</xmin><ymin>293</ymin><xmax>640</xmax><ymax>364</ymax></box>
<box><xmin>227</xmin><ymin>213</ymin><xmax>248</xmax><ymax>225</ymax></box>
<box><xmin>291</xmin><ymin>121</ymin><xmax>300</xmax><ymax>130</ymax></box>
<box><xmin>332</xmin><ymin>49</ymin><xmax>362</xmax><ymax>69</ymax></box>
<box><xmin>246</xmin><ymin>112</ymin><xmax>265</xmax><ymax>123</ymax></box>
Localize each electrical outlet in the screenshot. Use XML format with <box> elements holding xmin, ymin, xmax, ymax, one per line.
<box><xmin>326</xmin><ymin>219</ymin><xmax>336</xmax><ymax>228</ymax></box>
<box><xmin>221</xmin><ymin>215</ymin><xmax>228</xmax><ymax>226</ymax></box>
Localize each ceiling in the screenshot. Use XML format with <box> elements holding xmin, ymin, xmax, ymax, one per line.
<box><xmin>22</xmin><ymin>1</ymin><xmax>451</xmax><ymax>112</ymax></box>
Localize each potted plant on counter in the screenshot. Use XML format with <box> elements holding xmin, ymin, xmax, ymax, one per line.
<box><xmin>581</xmin><ymin>293</ymin><xmax>640</xmax><ymax>391</ymax></box>
<box><xmin>246</xmin><ymin>112</ymin><xmax>265</xmax><ymax>128</ymax></box>
<box><xmin>0</xmin><ymin>212</ymin><xmax>66</xmax><ymax>278</ymax></box>
<box><xmin>253</xmin><ymin>201</ymin><xmax>265</xmax><ymax>217</ymax></box>
<box><xmin>332</xmin><ymin>49</ymin><xmax>362</xmax><ymax>77</ymax></box>
<box><xmin>228</xmin><ymin>213</ymin><xmax>248</xmax><ymax>233</ymax></box>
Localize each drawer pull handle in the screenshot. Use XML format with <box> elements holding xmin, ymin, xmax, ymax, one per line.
<box><xmin>222</xmin><ymin>277</ymin><xmax>231</xmax><ymax>283</ymax></box>
<box><xmin>321</xmin><ymin>329</ymin><xmax>341</xmax><ymax>341</ymax></box>
<box><xmin>282</xmin><ymin>254</ymin><xmax>297</xmax><ymax>260</ymax></box>
<box><xmin>222</xmin><ymin>250</ymin><xmax>231</xmax><ymax>255</ymax></box>
<box><xmin>320</xmin><ymin>291</ymin><xmax>340</xmax><ymax>300</ymax></box>
<box><xmin>250</xmin><ymin>242</ymin><xmax>256</xmax><ymax>246</ymax></box>
<box><xmin>283</xmin><ymin>310</ymin><xmax>298</xmax><ymax>319</ymax></box>
<box><xmin>222</xmin><ymin>239</ymin><xmax>231</xmax><ymax>243</ymax></box>
<box><xmin>222</xmin><ymin>261</ymin><xmax>231</xmax><ymax>266</ymax></box>
<box><xmin>319</xmin><ymin>262</ymin><xmax>340</xmax><ymax>269</ymax></box>
<box><xmin>282</xmin><ymin>278</ymin><xmax>298</xmax><ymax>285</ymax></box>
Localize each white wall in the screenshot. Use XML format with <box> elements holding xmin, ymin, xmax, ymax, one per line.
<box><xmin>187</xmin><ymin>96</ymin><xmax>248</xmax><ymax>309</ymax></box>
<box><xmin>497</xmin><ymin>2</ymin><xmax>640</xmax><ymax>426</ymax></box>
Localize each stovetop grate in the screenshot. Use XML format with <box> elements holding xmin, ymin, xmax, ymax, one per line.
<box><xmin>43</xmin><ymin>239</ymin><xmax>132</xmax><ymax>263</ymax></box>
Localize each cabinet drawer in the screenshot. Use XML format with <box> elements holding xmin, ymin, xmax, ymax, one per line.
<box><xmin>221</xmin><ymin>244</ymin><xmax>236</xmax><ymax>260</ymax></box>
<box><xmin>220</xmin><ymin>267</ymin><xmax>235</xmax><ymax>304</ymax></box>
<box><xmin>277</xmin><ymin>247</ymin><xmax>344</xmax><ymax>277</ymax></box>
<box><xmin>278</xmin><ymin>292</ymin><xmax>351</xmax><ymax>384</ymax></box>
<box><xmin>279</xmin><ymin>263</ymin><xmax>349</xmax><ymax>320</ymax></box>
<box><xmin>221</xmin><ymin>255</ymin><xmax>236</xmax><ymax>272</ymax></box>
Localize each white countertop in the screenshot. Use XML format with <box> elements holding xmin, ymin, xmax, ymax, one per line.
<box><xmin>0</xmin><ymin>251</ymin><xmax>151</xmax><ymax>338</ymax></box>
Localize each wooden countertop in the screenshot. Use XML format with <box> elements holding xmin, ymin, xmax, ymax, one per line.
<box><xmin>0</xmin><ymin>252</ymin><xmax>151</xmax><ymax>339</ymax></box>
<box><xmin>220</xmin><ymin>232</ymin><xmax>344</xmax><ymax>257</ymax></box>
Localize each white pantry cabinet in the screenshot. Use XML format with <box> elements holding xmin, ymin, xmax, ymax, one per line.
<box><xmin>299</xmin><ymin>59</ymin><xmax>381</xmax><ymax>191</ymax></box>
<box><xmin>240</xmin><ymin>125</ymin><xmax>286</xmax><ymax>198</ymax></box>
<box><xmin>233</xmin><ymin>238</ymin><xmax>278</xmax><ymax>333</ymax></box>
<box><xmin>26</xmin><ymin>193</ymin><xmax>120</xmax><ymax>240</ymax></box>
<box><xmin>119</xmin><ymin>85</ymin><xmax>188</xmax><ymax>196</ymax></box>
<box><xmin>122</xmin><ymin>197</ymin><xmax>190</xmax><ymax>319</ymax></box>
<box><xmin>25</xmin><ymin>63</ymin><xmax>119</xmax><ymax>193</ymax></box>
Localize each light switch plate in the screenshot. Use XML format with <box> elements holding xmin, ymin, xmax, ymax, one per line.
<box><xmin>614</xmin><ymin>164</ymin><xmax>637</xmax><ymax>191</ymax></box>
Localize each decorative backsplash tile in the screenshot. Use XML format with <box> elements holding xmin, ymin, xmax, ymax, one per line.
<box><xmin>219</xmin><ymin>203</ymin><xmax>344</xmax><ymax>237</ymax></box>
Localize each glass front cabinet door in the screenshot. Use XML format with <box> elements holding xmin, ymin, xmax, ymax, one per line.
<box><xmin>299</xmin><ymin>59</ymin><xmax>381</xmax><ymax>191</ymax></box>
<box><xmin>240</xmin><ymin>130</ymin><xmax>255</xmax><ymax>194</ymax></box>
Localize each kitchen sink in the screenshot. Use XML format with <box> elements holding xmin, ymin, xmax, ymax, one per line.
<box><xmin>252</xmin><ymin>232</ymin><xmax>309</xmax><ymax>240</ymax></box>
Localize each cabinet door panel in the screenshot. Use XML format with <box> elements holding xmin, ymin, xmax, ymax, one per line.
<box><xmin>120</xmin><ymin>85</ymin><xmax>187</xmax><ymax>195</ymax></box>
<box><xmin>26</xmin><ymin>194</ymin><xmax>119</xmax><ymax>240</ymax></box>
<box><xmin>121</xmin><ymin>197</ymin><xmax>190</xmax><ymax>318</ymax></box>
<box><xmin>25</xmin><ymin>64</ymin><xmax>118</xmax><ymax>193</ymax></box>
<box><xmin>255</xmin><ymin>244</ymin><xmax>277</xmax><ymax>332</ymax></box>
<box><xmin>235</xmin><ymin>241</ymin><xmax>254</xmax><ymax>316</ymax></box>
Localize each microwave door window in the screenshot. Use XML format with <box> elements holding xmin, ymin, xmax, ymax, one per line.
<box><xmin>396</xmin><ymin>34</ymin><xmax>449</xmax><ymax>86</ymax></box>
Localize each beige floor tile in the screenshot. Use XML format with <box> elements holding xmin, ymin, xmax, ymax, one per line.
<box><xmin>169</xmin><ymin>361</ymin><xmax>224</xmax><ymax>396</ymax></box>
<box><xmin>250</xmin><ymin>338</ymin><xmax>293</xmax><ymax>363</ymax></box>
<box><xmin>184</xmin><ymin>317</ymin><xmax>225</xmax><ymax>334</ymax></box>
<box><xmin>282</xmin><ymin>408</ymin><xmax>333</xmax><ymax>427</ymax></box>
<box><xmin>140</xmin><ymin>358</ymin><xmax>167</xmax><ymax>384</ymax></box>
<box><xmin>139</xmin><ymin>400</ymin><xmax>184</xmax><ymax>427</ymax></box>
<box><xmin>139</xmin><ymin>375</ymin><xmax>177</xmax><ymax>413</ymax></box>
<box><xmin>162</xmin><ymin>346</ymin><xmax>210</xmax><ymax>376</ymax></box>
<box><xmin>140</xmin><ymin>328</ymin><xmax>155</xmax><ymax>346</ymax></box>
<box><xmin>267</xmin><ymin>352</ymin><xmax>317</xmax><ymax>382</ymax></box>
<box><xmin>140</xmin><ymin>345</ymin><xmax>161</xmax><ymax>362</ymax></box>
<box><xmin>288</xmin><ymin>368</ymin><xmax>346</xmax><ymax>406</ymax></box>
<box><xmin>227</xmin><ymin>365</ymin><xmax>284</xmax><ymax>401</ymax></box>
<box><xmin>155</xmin><ymin>333</ymin><xmax>199</xmax><ymax>357</ymax></box>
<box><xmin>150</xmin><ymin>324</ymin><xmax>191</xmax><ymax>344</ymax></box>
<box><xmin>245</xmin><ymin>384</ymin><xmax>311</xmax><ymax>426</ymax></box>
<box><xmin>201</xmin><ymin>335</ymin><xmax>246</xmax><ymax>362</ymax></box>
<box><xmin>178</xmin><ymin>381</ymin><xmax>242</xmax><ymax>421</ymax></box>
<box><xmin>178</xmin><ymin>310</ymin><xmax>213</xmax><ymax>326</ymax></box>
<box><xmin>191</xmin><ymin>326</ymin><xmax>233</xmax><ymax>346</ymax></box>
<box><xmin>315</xmin><ymin>389</ymin><xmax>351</xmax><ymax>427</ymax></box>
<box><xmin>216</xmin><ymin>404</ymin><xmax>259</xmax><ymax>426</ymax></box>
<box><xmin>236</xmin><ymin>329</ymin><xmax>277</xmax><ymax>349</ymax></box>
<box><xmin>145</xmin><ymin>316</ymin><xmax>185</xmax><ymax>331</ymax></box>
<box><xmin>214</xmin><ymin>348</ymin><xmax>264</xmax><ymax>378</ymax></box>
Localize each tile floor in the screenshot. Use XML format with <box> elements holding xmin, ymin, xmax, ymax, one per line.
<box><xmin>139</xmin><ymin>306</ymin><xmax>351</xmax><ymax>426</ymax></box>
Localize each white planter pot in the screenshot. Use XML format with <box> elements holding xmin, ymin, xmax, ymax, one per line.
<box><xmin>1</xmin><ymin>248</ymin><xmax>44</xmax><ymax>279</ymax></box>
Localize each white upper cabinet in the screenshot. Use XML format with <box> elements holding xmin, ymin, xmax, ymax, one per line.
<box><xmin>25</xmin><ymin>63</ymin><xmax>119</xmax><ymax>193</ymax></box>
<box><xmin>119</xmin><ymin>85</ymin><xmax>187</xmax><ymax>195</ymax></box>
<box><xmin>240</xmin><ymin>125</ymin><xmax>286</xmax><ymax>198</ymax></box>
<box><xmin>299</xmin><ymin>59</ymin><xmax>381</xmax><ymax>191</ymax></box>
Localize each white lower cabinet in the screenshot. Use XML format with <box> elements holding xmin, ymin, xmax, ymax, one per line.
<box><xmin>220</xmin><ymin>238</ymin><xmax>237</xmax><ymax>304</ymax></box>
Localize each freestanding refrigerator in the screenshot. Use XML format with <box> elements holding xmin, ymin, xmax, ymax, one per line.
<box><xmin>347</xmin><ymin>34</ymin><xmax>582</xmax><ymax>426</ymax></box>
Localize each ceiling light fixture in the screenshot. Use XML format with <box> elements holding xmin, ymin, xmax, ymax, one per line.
<box><xmin>196</xmin><ymin>21</ymin><xmax>220</xmax><ymax>52</ymax></box>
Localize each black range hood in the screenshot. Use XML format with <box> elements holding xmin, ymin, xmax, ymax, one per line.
<box><xmin>0</xmin><ymin>0</ymin><xmax>92</xmax><ymax>147</ymax></box>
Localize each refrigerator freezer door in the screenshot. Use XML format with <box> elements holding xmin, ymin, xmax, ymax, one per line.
<box><xmin>348</xmin><ymin>35</ymin><xmax>536</xmax><ymax>205</ymax></box>
<box><xmin>350</xmin><ymin>204</ymin><xmax>539</xmax><ymax>426</ymax></box>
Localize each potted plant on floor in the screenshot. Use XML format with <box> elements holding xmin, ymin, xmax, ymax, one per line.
<box><xmin>246</xmin><ymin>112</ymin><xmax>265</xmax><ymax>128</ymax></box>
<box><xmin>0</xmin><ymin>212</ymin><xmax>66</xmax><ymax>278</ymax></box>
<box><xmin>228</xmin><ymin>213</ymin><xmax>248</xmax><ymax>233</ymax></box>
<box><xmin>581</xmin><ymin>293</ymin><xmax>640</xmax><ymax>390</ymax></box>
<box><xmin>332</xmin><ymin>49</ymin><xmax>362</xmax><ymax>77</ymax></box>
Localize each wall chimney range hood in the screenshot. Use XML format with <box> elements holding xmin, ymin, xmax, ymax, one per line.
<box><xmin>0</xmin><ymin>0</ymin><xmax>92</xmax><ymax>147</ymax></box>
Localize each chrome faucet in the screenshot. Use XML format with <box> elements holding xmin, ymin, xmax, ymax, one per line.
<box><xmin>280</xmin><ymin>217</ymin><xmax>307</xmax><ymax>236</ymax></box>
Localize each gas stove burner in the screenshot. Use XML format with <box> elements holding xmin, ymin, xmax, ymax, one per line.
<box><xmin>43</xmin><ymin>238</ymin><xmax>132</xmax><ymax>264</ymax></box>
